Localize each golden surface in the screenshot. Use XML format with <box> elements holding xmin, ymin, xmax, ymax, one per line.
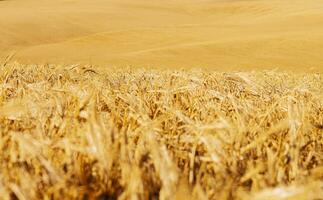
<box><xmin>1</xmin><ymin>0</ymin><xmax>323</xmax><ymax>71</ymax></box>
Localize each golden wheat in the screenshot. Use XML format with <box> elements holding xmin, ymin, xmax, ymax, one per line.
<box><xmin>0</xmin><ymin>63</ymin><xmax>322</xmax><ymax>200</ymax></box>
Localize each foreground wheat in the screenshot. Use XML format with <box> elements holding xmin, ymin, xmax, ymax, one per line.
<box><xmin>0</xmin><ymin>63</ymin><xmax>322</xmax><ymax>200</ymax></box>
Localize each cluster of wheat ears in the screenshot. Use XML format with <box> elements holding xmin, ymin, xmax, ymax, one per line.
<box><xmin>0</xmin><ymin>62</ymin><xmax>322</xmax><ymax>200</ymax></box>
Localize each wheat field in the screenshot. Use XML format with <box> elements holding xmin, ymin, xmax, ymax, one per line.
<box><xmin>1</xmin><ymin>0</ymin><xmax>323</xmax><ymax>72</ymax></box>
<box><xmin>0</xmin><ymin>62</ymin><xmax>321</xmax><ymax>200</ymax></box>
<box><xmin>1</xmin><ymin>0</ymin><xmax>323</xmax><ymax>199</ymax></box>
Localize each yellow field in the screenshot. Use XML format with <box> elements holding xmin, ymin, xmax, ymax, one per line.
<box><xmin>0</xmin><ymin>0</ymin><xmax>323</xmax><ymax>199</ymax></box>
<box><xmin>0</xmin><ymin>63</ymin><xmax>322</xmax><ymax>199</ymax></box>
<box><xmin>0</xmin><ymin>0</ymin><xmax>323</xmax><ymax>71</ymax></box>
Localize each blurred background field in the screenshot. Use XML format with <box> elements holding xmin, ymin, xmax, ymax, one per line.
<box><xmin>0</xmin><ymin>0</ymin><xmax>323</xmax><ymax>72</ymax></box>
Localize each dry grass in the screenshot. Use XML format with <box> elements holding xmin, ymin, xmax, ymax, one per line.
<box><xmin>0</xmin><ymin>63</ymin><xmax>322</xmax><ymax>200</ymax></box>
